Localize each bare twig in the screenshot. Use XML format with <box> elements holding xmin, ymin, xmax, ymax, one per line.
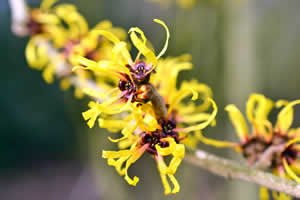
<box><xmin>185</xmin><ymin>150</ymin><xmax>300</xmax><ymax>197</ymax></box>
<box><xmin>254</xmin><ymin>144</ymin><xmax>286</xmax><ymax>170</ymax></box>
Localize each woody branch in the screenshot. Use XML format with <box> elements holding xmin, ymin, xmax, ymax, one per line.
<box><xmin>185</xmin><ymin>149</ymin><xmax>300</xmax><ymax>198</ymax></box>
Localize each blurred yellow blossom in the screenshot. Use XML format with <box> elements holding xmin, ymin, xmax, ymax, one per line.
<box><xmin>199</xmin><ymin>94</ymin><xmax>300</xmax><ymax>199</ymax></box>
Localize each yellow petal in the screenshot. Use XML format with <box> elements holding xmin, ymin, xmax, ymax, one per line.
<box><xmin>98</xmin><ymin>118</ymin><xmax>127</xmax><ymax>130</ymax></box>
<box><xmin>287</xmin><ymin>128</ymin><xmax>300</xmax><ymax>137</ymax></box>
<box><xmin>92</xmin><ymin>20</ymin><xmax>113</xmax><ymax>30</ymax></box>
<box><xmin>73</xmin><ymin>58</ymin><xmax>130</xmax><ymax>79</ymax></box>
<box><xmin>129</xmin><ymin>27</ymin><xmax>157</xmax><ymax>66</ymax></box>
<box><xmin>180</xmin><ymin>113</ymin><xmax>216</xmax><ymax>125</ymax></box>
<box><xmin>276</xmin><ymin>100</ymin><xmax>300</xmax><ymax>133</ymax></box>
<box><xmin>260</xmin><ymin>187</ymin><xmax>270</xmax><ymax>200</ymax></box>
<box><xmin>276</xmin><ymin>100</ymin><xmax>289</xmax><ymax>108</ymax></box>
<box><xmin>143</xmin><ymin>113</ymin><xmax>159</xmax><ymax>131</ymax></box>
<box><xmin>55</xmin><ymin>5</ymin><xmax>88</xmax><ymax>38</ymax></box>
<box><xmin>102</xmin><ymin>95</ymin><xmax>133</xmax><ymax>115</ymax></box>
<box><xmin>225</xmin><ymin>104</ymin><xmax>248</xmax><ymax>142</ymax></box>
<box><xmin>167</xmin><ymin>63</ymin><xmax>192</xmax><ymax>93</ymax></box>
<box><xmin>168</xmin><ymin>174</ymin><xmax>180</xmax><ymax>194</ymax></box>
<box><xmin>160</xmin><ymin>172</ymin><xmax>171</xmax><ymax>195</ymax></box>
<box><xmin>40</xmin><ymin>0</ymin><xmax>58</xmax><ymax>10</ymax></box>
<box><xmin>42</xmin><ymin>63</ymin><xmax>55</xmax><ymax>84</ymax></box>
<box><xmin>155</xmin><ymin>155</ymin><xmax>180</xmax><ymax>195</ymax></box>
<box><xmin>272</xmin><ymin>191</ymin><xmax>279</xmax><ymax>200</ymax></box>
<box><xmin>83</xmin><ymin>88</ymin><xmax>106</xmax><ymax>99</ymax></box>
<box><xmin>37</xmin><ymin>13</ymin><xmax>60</xmax><ymax>24</ymax></box>
<box><xmin>196</xmin><ymin>131</ymin><xmax>236</xmax><ymax>148</ymax></box>
<box><xmin>74</xmin><ymin>88</ymin><xmax>84</xmax><ymax>99</ymax></box>
<box><xmin>156</xmin><ymin>156</ymin><xmax>172</xmax><ymax>195</ymax></box>
<box><xmin>152</xmin><ymin>55</ymin><xmax>192</xmax><ymax>99</ymax></box>
<box><xmin>107</xmin><ymin>156</ymin><xmax>129</xmax><ymax>175</ymax></box>
<box><xmin>153</xmin><ymin>19</ymin><xmax>170</xmax><ymax>60</ymax></box>
<box><xmin>102</xmin><ymin>149</ymin><xmax>132</xmax><ymax>159</ymax></box>
<box><xmin>283</xmin><ymin>158</ymin><xmax>300</xmax><ymax>183</ymax></box>
<box><xmin>124</xmin><ymin>155</ymin><xmax>141</xmax><ymax>186</ymax></box>
<box><xmin>98</xmin><ymin>60</ymin><xmax>131</xmax><ymax>76</ymax></box>
<box><xmin>181</xmin><ymin>80</ymin><xmax>213</xmax><ymax>112</ymax></box>
<box><xmin>75</xmin><ymin>56</ymin><xmax>98</xmax><ymax>68</ymax></box>
<box><xmin>92</xmin><ymin>30</ymin><xmax>121</xmax><ymax>44</ymax></box>
<box><xmin>107</xmin><ymin>123</ymin><xmax>138</xmax><ymax>143</ymax></box>
<box><xmin>59</xmin><ymin>78</ymin><xmax>71</xmax><ymax>91</ymax></box>
<box><xmin>82</xmin><ymin>101</ymin><xmax>101</xmax><ymax>128</ymax></box>
<box><xmin>46</xmin><ymin>25</ymin><xmax>67</xmax><ymax>47</ymax></box>
<box><xmin>168</xmin><ymin>88</ymin><xmax>198</xmax><ymax>116</ymax></box>
<box><xmin>155</xmin><ymin>138</ymin><xmax>177</xmax><ymax>156</ymax></box>
<box><xmin>167</xmin><ymin>144</ymin><xmax>185</xmax><ymax>174</ymax></box>
<box><xmin>285</xmin><ymin>137</ymin><xmax>300</xmax><ymax>149</ymax></box>
<box><xmin>128</xmin><ymin>27</ymin><xmax>147</xmax><ymax>44</ymax></box>
<box><xmin>123</xmin><ymin>145</ymin><xmax>148</xmax><ymax>186</ymax></box>
<box><xmin>246</xmin><ymin>94</ymin><xmax>273</xmax><ymax>134</ymax></box>
<box><xmin>278</xmin><ymin>193</ymin><xmax>292</xmax><ymax>200</ymax></box>
<box><xmin>112</xmin><ymin>41</ymin><xmax>132</xmax><ymax>63</ymax></box>
<box><xmin>179</xmin><ymin>98</ymin><xmax>217</xmax><ymax>133</ymax></box>
<box><xmin>25</xmin><ymin>37</ymin><xmax>48</xmax><ymax>70</ymax></box>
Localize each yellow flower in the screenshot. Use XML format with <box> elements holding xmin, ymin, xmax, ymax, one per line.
<box><xmin>74</xmin><ymin>18</ymin><xmax>169</xmax><ymax>80</ymax></box>
<box><xmin>54</xmin><ymin>3</ymin><xmax>88</xmax><ymax>41</ymax></box>
<box><xmin>25</xmin><ymin>0</ymin><xmax>70</xmax><ymax>69</ymax></box>
<box><xmin>150</xmin><ymin>55</ymin><xmax>223</xmax><ymax>149</ymax></box>
<box><xmin>24</xmin><ymin>0</ymin><xmax>94</xmax><ymax>99</ymax></box>
<box><xmin>197</xmin><ymin>93</ymin><xmax>300</xmax><ymax>199</ymax></box>
<box><xmin>163</xmin><ymin>83</ymin><xmax>218</xmax><ymax>148</ymax></box>
<box><xmin>60</xmin><ymin>20</ymin><xmax>127</xmax><ymax>99</ymax></box>
<box><xmin>102</xmin><ymin>135</ymin><xmax>185</xmax><ymax>195</ymax></box>
<box><xmin>25</xmin><ymin>0</ymin><xmax>129</xmax><ymax>101</ymax></box>
<box><xmin>100</xmin><ymin>88</ymin><xmax>217</xmax><ymax>194</ymax></box>
<box><xmin>196</xmin><ymin>94</ymin><xmax>274</xmax><ymax>152</ymax></box>
<box><xmin>97</xmin><ymin>62</ymin><xmax>218</xmax><ymax>194</ymax></box>
<box><xmin>69</xmin><ymin>19</ymin><xmax>218</xmax><ymax>195</ymax></box>
<box><xmin>233</xmin><ymin>97</ymin><xmax>300</xmax><ymax>199</ymax></box>
<box><xmin>75</xmin><ymin>19</ymin><xmax>170</xmax><ymax>127</ymax></box>
<box><xmin>66</xmin><ymin>20</ymin><xmax>127</xmax><ymax>66</ymax></box>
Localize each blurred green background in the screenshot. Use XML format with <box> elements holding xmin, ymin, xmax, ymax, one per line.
<box><xmin>2</xmin><ymin>0</ymin><xmax>300</xmax><ymax>199</ymax></box>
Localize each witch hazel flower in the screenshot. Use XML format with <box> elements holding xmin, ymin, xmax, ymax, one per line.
<box><xmin>101</xmin><ymin>51</ymin><xmax>218</xmax><ymax>194</ymax></box>
<box><xmin>197</xmin><ymin>93</ymin><xmax>300</xmax><ymax>199</ymax></box>
<box><xmin>74</xmin><ymin>19</ymin><xmax>170</xmax><ymax>128</ymax></box>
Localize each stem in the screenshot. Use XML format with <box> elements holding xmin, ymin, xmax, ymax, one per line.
<box><xmin>148</xmin><ymin>83</ymin><xmax>168</xmax><ymax>120</ymax></box>
<box><xmin>185</xmin><ymin>150</ymin><xmax>300</xmax><ymax>197</ymax></box>
<box><xmin>254</xmin><ymin>144</ymin><xmax>286</xmax><ymax>170</ymax></box>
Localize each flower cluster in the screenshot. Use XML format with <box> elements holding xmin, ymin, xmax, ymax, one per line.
<box><xmin>17</xmin><ymin>0</ymin><xmax>300</xmax><ymax>198</ymax></box>
<box><xmin>74</xmin><ymin>19</ymin><xmax>217</xmax><ymax>194</ymax></box>
<box><xmin>24</xmin><ymin>0</ymin><xmax>126</xmax><ymax>98</ymax></box>
<box><xmin>20</xmin><ymin>1</ymin><xmax>218</xmax><ymax>193</ymax></box>
<box><xmin>200</xmin><ymin>93</ymin><xmax>300</xmax><ymax>199</ymax></box>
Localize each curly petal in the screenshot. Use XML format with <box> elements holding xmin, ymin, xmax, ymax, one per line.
<box><xmin>225</xmin><ymin>104</ymin><xmax>248</xmax><ymax>142</ymax></box>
